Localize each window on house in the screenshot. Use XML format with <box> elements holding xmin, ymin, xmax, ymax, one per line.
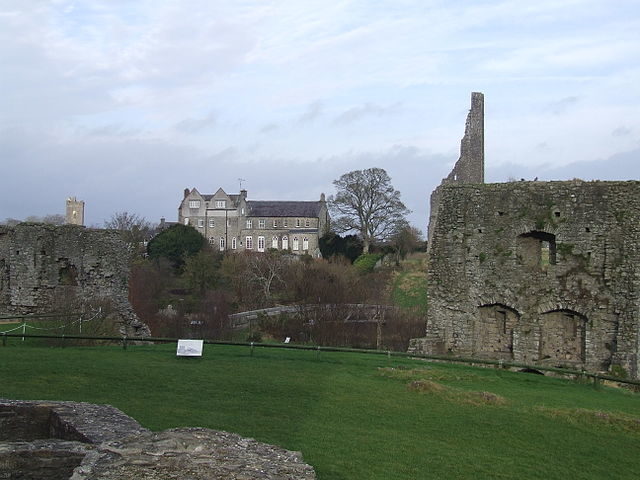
<box><xmin>303</xmin><ymin>237</ymin><xmax>309</xmax><ymax>250</ymax></box>
<box><xmin>189</xmin><ymin>200</ymin><xmax>200</xmax><ymax>209</ymax></box>
<box><xmin>216</xmin><ymin>200</ymin><xmax>226</xmax><ymax>208</ymax></box>
<box><xmin>282</xmin><ymin>236</ymin><xmax>289</xmax><ymax>249</ymax></box>
<box><xmin>296</xmin><ymin>219</ymin><xmax>301</xmax><ymax>227</ymax></box>
<box><xmin>273</xmin><ymin>219</ymin><xmax>278</xmax><ymax>228</ymax></box>
<box><xmin>219</xmin><ymin>237</ymin><xmax>226</xmax><ymax>251</ymax></box>
<box><xmin>208</xmin><ymin>236</ymin><xmax>215</xmax><ymax>245</ymax></box>
<box><xmin>246</xmin><ymin>219</ymin><xmax>252</xmax><ymax>229</ymax></box>
<box><xmin>184</xmin><ymin>218</ymin><xmax>189</xmax><ymax>225</ymax></box>
<box><xmin>259</xmin><ymin>219</ymin><xmax>265</xmax><ymax>229</ymax></box>
<box><xmin>246</xmin><ymin>236</ymin><xmax>253</xmax><ymax>249</ymax></box>
<box><xmin>198</xmin><ymin>219</ymin><xmax>204</xmax><ymax>228</ymax></box>
<box><xmin>292</xmin><ymin>237</ymin><xmax>299</xmax><ymax>250</ymax></box>
<box><xmin>241</xmin><ymin>207</ymin><xmax>245</xmax><ymax>215</ymax></box>
<box><xmin>258</xmin><ymin>236</ymin><xmax>265</xmax><ymax>252</ymax></box>
<box><xmin>283</xmin><ymin>219</ymin><xmax>288</xmax><ymax>227</ymax></box>
<box><xmin>209</xmin><ymin>219</ymin><xmax>215</xmax><ymax>228</ymax></box>
<box><xmin>305</xmin><ymin>219</ymin><xmax>310</xmax><ymax>227</ymax></box>
<box><xmin>231</xmin><ymin>237</ymin><xmax>237</xmax><ymax>249</ymax></box>
<box><xmin>272</xmin><ymin>236</ymin><xmax>278</xmax><ymax>249</ymax></box>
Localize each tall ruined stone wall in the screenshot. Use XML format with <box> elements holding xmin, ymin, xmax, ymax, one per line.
<box><xmin>411</xmin><ymin>180</ymin><xmax>640</xmax><ymax>378</ymax></box>
<box><xmin>0</xmin><ymin>223</ymin><xmax>148</xmax><ymax>336</ymax></box>
<box><xmin>428</xmin><ymin>92</ymin><xmax>484</xmax><ymax>242</ymax></box>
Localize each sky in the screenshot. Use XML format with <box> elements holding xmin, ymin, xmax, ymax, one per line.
<box><xmin>1</xmin><ymin>0</ymin><xmax>639</xmax><ymax>233</ymax></box>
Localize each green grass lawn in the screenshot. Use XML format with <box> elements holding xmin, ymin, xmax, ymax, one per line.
<box><xmin>1</xmin><ymin>343</ymin><xmax>639</xmax><ymax>479</ymax></box>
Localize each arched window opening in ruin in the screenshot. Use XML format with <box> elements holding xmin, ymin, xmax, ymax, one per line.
<box><xmin>474</xmin><ymin>304</ymin><xmax>520</xmax><ymax>360</ymax></box>
<box><xmin>517</xmin><ymin>231</ymin><xmax>556</xmax><ymax>268</ymax></box>
<box><xmin>538</xmin><ymin>309</ymin><xmax>587</xmax><ymax>366</ymax></box>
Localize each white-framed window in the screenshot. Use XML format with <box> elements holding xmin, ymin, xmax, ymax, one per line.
<box><xmin>189</xmin><ymin>200</ymin><xmax>200</xmax><ymax>209</ymax></box>
<box><xmin>184</xmin><ymin>217</ymin><xmax>189</xmax><ymax>225</ymax></box>
<box><xmin>272</xmin><ymin>236</ymin><xmax>278</xmax><ymax>249</ymax></box>
<box><xmin>246</xmin><ymin>236</ymin><xmax>253</xmax><ymax>249</ymax></box>
<box><xmin>219</xmin><ymin>237</ymin><xmax>226</xmax><ymax>251</ymax></box>
<box><xmin>215</xmin><ymin>200</ymin><xmax>226</xmax><ymax>208</ymax></box>
<box><xmin>198</xmin><ymin>219</ymin><xmax>204</xmax><ymax>228</ymax></box>
<box><xmin>296</xmin><ymin>218</ymin><xmax>301</xmax><ymax>227</ymax></box>
<box><xmin>208</xmin><ymin>236</ymin><xmax>215</xmax><ymax>245</ymax></box>
<box><xmin>209</xmin><ymin>219</ymin><xmax>215</xmax><ymax>228</ymax></box>
<box><xmin>273</xmin><ymin>219</ymin><xmax>278</xmax><ymax>228</ymax></box>
<box><xmin>303</xmin><ymin>237</ymin><xmax>309</xmax><ymax>250</ymax></box>
<box><xmin>258</xmin><ymin>236</ymin><xmax>265</xmax><ymax>252</ymax></box>
<box><xmin>282</xmin><ymin>235</ymin><xmax>288</xmax><ymax>249</ymax></box>
<box><xmin>231</xmin><ymin>237</ymin><xmax>237</xmax><ymax>249</ymax></box>
<box><xmin>241</xmin><ymin>207</ymin><xmax>245</xmax><ymax>215</ymax></box>
<box><xmin>258</xmin><ymin>219</ymin><xmax>265</xmax><ymax>229</ymax></box>
<box><xmin>292</xmin><ymin>237</ymin><xmax>299</xmax><ymax>250</ymax></box>
<box><xmin>283</xmin><ymin>219</ymin><xmax>288</xmax><ymax>227</ymax></box>
<box><xmin>246</xmin><ymin>219</ymin><xmax>252</xmax><ymax>229</ymax></box>
<box><xmin>305</xmin><ymin>218</ymin><xmax>310</xmax><ymax>227</ymax></box>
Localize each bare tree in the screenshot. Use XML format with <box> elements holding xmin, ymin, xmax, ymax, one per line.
<box><xmin>104</xmin><ymin>211</ymin><xmax>155</xmax><ymax>254</ymax></box>
<box><xmin>247</xmin><ymin>251</ymin><xmax>289</xmax><ymax>305</ymax></box>
<box><xmin>329</xmin><ymin>168</ymin><xmax>410</xmax><ymax>253</ymax></box>
<box><xmin>390</xmin><ymin>223</ymin><xmax>424</xmax><ymax>264</ymax></box>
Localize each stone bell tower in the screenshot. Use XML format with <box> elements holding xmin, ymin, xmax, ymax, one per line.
<box><xmin>65</xmin><ymin>197</ymin><xmax>85</xmax><ymax>226</ymax></box>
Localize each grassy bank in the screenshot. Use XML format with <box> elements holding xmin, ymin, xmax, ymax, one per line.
<box><xmin>1</xmin><ymin>343</ymin><xmax>639</xmax><ymax>479</ymax></box>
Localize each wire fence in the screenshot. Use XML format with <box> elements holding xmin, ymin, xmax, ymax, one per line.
<box><xmin>2</xmin><ymin>330</ymin><xmax>639</xmax><ymax>389</ymax></box>
<box><xmin>0</xmin><ymin>307</ymin><xmax>103</xmax><ymax>336</ymax></box>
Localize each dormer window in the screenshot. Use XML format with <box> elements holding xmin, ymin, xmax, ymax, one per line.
<box><xmin>215</xmin><ymin>200</ymin><xmax>226</xmax><ymax>208</ymax></box>
<box><xmin>189</xmin><ymin>200</ymin><xmax>200</xmax><ymax>209</ymax></box>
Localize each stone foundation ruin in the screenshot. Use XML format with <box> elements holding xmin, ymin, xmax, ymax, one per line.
<box><xmin>410</xmin><ymin>93</ymin><xmax>640</xmax><ymax>379</ymax></box>
<box><xmin>0</xmin><ymin>223</ymin><xmax>148</xmax><ymax>336</ymax></box>
<box><xmin>0</xmin><ymin>399</ymin><xmax>316</xmax><ymax>479</ymax></box>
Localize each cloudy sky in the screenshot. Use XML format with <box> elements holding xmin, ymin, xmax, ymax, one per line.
<box><xmin>2</xmin><ymin>0</ymin><xmax>639</xmax><ymax>232</ymax></box>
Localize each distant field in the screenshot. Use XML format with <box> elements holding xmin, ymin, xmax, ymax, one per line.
<box><xmin>1</xmin><ymin>343</ymin><xmax>639</xmax><ymax>479</ymax></box>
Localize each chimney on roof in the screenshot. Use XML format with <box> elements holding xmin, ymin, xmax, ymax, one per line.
<box><xmin>320</xmin><ymin>193</ymin><xmax>326</xmax><ymax>202</ymax></box>
<box><xmin>184</xmin><ymin>188</ymin><xmax>190</xmax><ymax>198</ymax></box>
<box><xmin>240</xmin><ymin>189</ymin><xmax>247</xmax><ymax>199</ymax></box>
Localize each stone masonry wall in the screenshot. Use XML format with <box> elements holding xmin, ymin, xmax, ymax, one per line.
<box><xmin>428</xmin><ymin>92</ymin><xmax>484</xmax><ymax>243</ymax></box>
<box><xmin>410</xmin><ymin>180</ymin><xmax>640</xmax><ymax>378</ymax></box>
<box><xmin>0</xmin><ymin>399</ymin><xmax>316</xmax><ymax>479</ymax></box>
<box><xmin>0</xmin><ymin>223</ymin><xmax>148</xmax><ymax>336</ymax></box>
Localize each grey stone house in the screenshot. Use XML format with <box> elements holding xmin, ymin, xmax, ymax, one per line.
<box><xmin>178</xmin><ymin>188</ymin><xmax>330</xmax><ymax>257</ymax></box>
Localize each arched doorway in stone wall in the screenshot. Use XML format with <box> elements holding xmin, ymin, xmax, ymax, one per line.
<box><xmin>538</xmin><ymin>309</ymin><xmax>586</xmax><ymax>366</ymax></box>
<box><xmin>474</xmin><ymin>304</ymin><xmax>520</xmax><ymax>359</ymax></box>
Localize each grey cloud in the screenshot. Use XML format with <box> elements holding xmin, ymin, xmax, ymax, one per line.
<box><xmin>83</xmin><ymin>124</ymin><xmax>142</xmax><ymax>137</ymax></box>
<box><xmin>487</xmin><ymin>147</ymin><xmax>640</xmax><ymax>183</ymax></box>
<box><xmin>174</xmin><ymin>111</ymin><xmax>217</xmax><ymax>133</ymax></box>
<box><xmin>260</xmin><ymin>123</ymin><xmax>279</xmax><ymax>134</ymax></box>
<box><xmin>612</xmin><ymin>126</ymin><xmax>632</xmax><ymax>137</ymax></box>
<box><xmin>333</xmin><ymin>102</ymin><xmax>402</xmax><ymax>125</ymax></box>
<box><xmin>547</xmin><ymin>96</ymin><xmax>580</xmax><ymax>115</ymax></box>
<box><xmin>298</xmin><ymin>101</ymin><xmax>324</xmax><ymax>124</ymax></box>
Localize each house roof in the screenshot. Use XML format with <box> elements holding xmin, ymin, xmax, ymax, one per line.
<box><xmin>247</xmin><ymin>201</ymin><xmax>323</xmax><ymax>218</ymax></box>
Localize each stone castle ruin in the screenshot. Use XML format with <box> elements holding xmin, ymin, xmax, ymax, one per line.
<box><xmin>0</xmin><ymin>223</ymin><xmax>149</xmax><ymax>336</ymax></box>
<box><xmin>410</xmin><ymin>93</ymin><xmax>640</xmax><ymax>379</ymax></box>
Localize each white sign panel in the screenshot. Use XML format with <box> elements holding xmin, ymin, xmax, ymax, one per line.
<box><xmin>176</xmin><ymin>339</ymin><xmax>204</xmax><ymax>357</ymax></box>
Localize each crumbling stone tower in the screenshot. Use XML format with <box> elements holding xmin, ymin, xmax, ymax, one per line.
<box><xmin>428</xmin><ymin>92</ymin><xmax>484</xmax><ymax>242</ymax></box>
<box><xmin>411</xmin><ymin>93</ymin><xmax>640</xmax><ymax>379</ymax></box>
